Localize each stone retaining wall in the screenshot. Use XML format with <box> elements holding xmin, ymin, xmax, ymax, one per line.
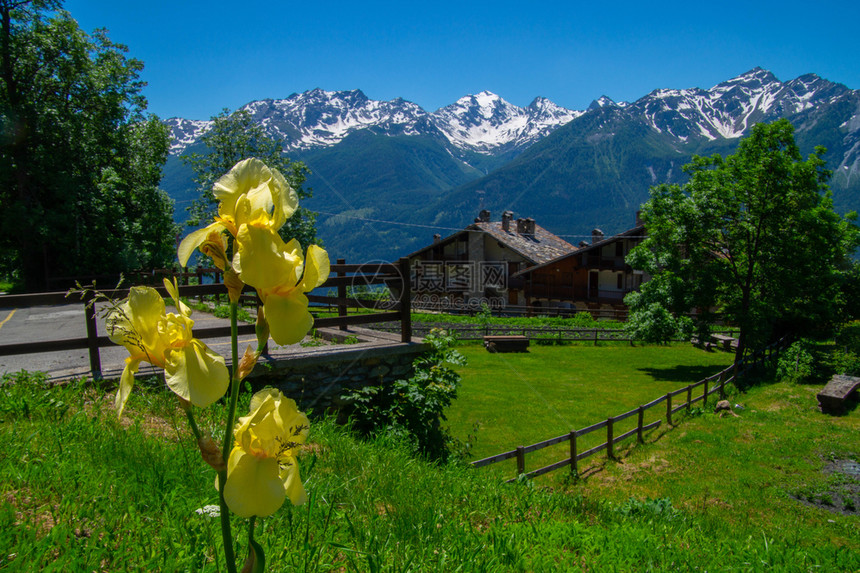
<box><xmin>247</xmin><ymin>329</ymin><xmax>428</xmax><ymax>416</ymax></box>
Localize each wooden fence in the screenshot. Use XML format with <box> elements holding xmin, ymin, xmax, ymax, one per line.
<box><xmin>0</xmin><ymin>259</ymin><xmax>413</xmax><ymax>379</ymax></box>
<box><xmin>369</xmin><ymin>323</ymin><xmax>738</xmax><ymax>345</ymax></box>
<box><xmin>471</xmin><ymin>337</ymin><xmax>789</xmax><ymax>482</ymax></box>
<box><xmin>410</xmin><ymin>301</ymin><xmax>631</xmax><ymax>321</ymax></box>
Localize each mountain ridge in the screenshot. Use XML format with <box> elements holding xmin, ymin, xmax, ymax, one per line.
<box><xmin>165</xmin><ymin>88</ymin><xmax>579</xmax><ymax>160</ymax></box>
<box><xmin>161</xmin><ymin>68</ymin><xmax>860</xmax><ymax>264</ymax></box>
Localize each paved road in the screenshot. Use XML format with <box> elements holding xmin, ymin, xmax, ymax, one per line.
<box><xmin>0</xmin><ymin>299</ymin><xmax>261</xmax><ymax>380</ymax></box>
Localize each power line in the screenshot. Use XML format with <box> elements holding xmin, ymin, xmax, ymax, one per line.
<box><xmin>313</xmin><ymin>210</ymin><xmax>647</xmax><ymax>239</ymax></box>
<box><xmin>314</xmin><ymin>210</ymin><xmax>465</xmax><ymax>232</ymax></box>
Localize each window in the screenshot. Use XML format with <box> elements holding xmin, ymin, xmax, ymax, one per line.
<box><xmin>615</xmin><ymin>241</ymin><xmax>624</xmax><ymax>257</ymax></box>
<box><xmin>617</xmin><ymin>273</ymin><xmax>623</xmax><ymax>289</ymax></box>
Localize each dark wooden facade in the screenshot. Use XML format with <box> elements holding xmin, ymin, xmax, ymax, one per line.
<box><xmin>515</xmin><ymin>224</ymin><xmax>647</xmax><ymax>312</ymax></box>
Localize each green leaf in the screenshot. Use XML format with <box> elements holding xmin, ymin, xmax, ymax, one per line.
<box><xmin>244</xmin><ymin>537</ymin><xmax>266</xmax><ymax>573</ymax></box>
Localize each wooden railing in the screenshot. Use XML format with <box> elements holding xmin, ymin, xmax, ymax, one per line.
<box><xmin>472</xmin><ymin>338</ymin><xmax>788</xmax><ymax>482</ymax></box>
<box><xmin>410</xmin><ymin>300</ymin><xmax>631</xmax><ymax>321</ymax></box>
<box><xmin>369</xmin><ymin>323</ymin><xmax>739</xmax><ymax>345</ymax></box>
<box><xmin>0</xmin><ymin>259</ymin><xmax>413</xmax><ymax>379</ymax></box>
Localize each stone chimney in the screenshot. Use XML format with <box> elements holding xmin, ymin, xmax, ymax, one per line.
<box><xmin>516</xmin><ymin>217</ymin><xmax>537</xmax><ymax>237</ymax></box>
<box><xmin>524</xmin><ymin>217</ymin><xmax>536</xmax><ymax>237</ymax></box>
<box><xmin>579</xmin><ymin>240</ymin><xmax>589</xmax><ymax>248</ymax></box>
<box><xmin>516</xmin><ymin>218</ymin><xmax>527</xmax><ymax>234</ymax></box>
<box><xmin>592</xmin><ymin>229</ymin><xmax>604</xmax><ymax>244</ymax></box>
<box><xmin>433</xmin><ymin>233</ymin><xmax>441</xmax><ymax>243</ymax></box>
<box><xmin>635</xmin><ymin>210</ymin><xmax>642</xmax><ymax>227</ymax></box>
<box><xmin>501</xmin><ymin>210</ymin><xmax>514</xmax><ymax>232</ymax></box>
<box><xmin>475</xmin><ymin>209</ymin><xmax>491</xmax><ymax>223</ymax></box>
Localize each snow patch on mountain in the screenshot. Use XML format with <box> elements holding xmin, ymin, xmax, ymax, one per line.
<box><xmin>165</xmin><ymin>118</ymin><xmax>212</xmax><ymax>154</ymax></box>
<box><xmin>431</xmin><ymin>91</ymin><xmax>582</xmax><ymax>154</ymax></box>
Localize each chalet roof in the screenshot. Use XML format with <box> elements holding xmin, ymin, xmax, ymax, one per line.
<box><xmin>512</xmin><ymin>224</ymin><xmax>646</xmax><ymax>278</ymax></box>
<box><xmin>405</xmin><ymin>220</ymin><xmax>577</xmax><ymax>265</ymax></box>
<box><xmin>469</xmin><ymin>221</ymin><xmax>577</xmax><ymax>265</ymax></box>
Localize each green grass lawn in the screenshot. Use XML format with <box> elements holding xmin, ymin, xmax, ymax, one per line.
<box><xmin>575</xmin><ymin>380</ymin><xmax>860</xmax><ymax>554</ymax></box>
<box><xmin>1</xmin><ymin>353</ymin><xmax>858</xmax><ymax>571</ymax></box>
<box><xmin>447</xmin><ymin>343</ymin><xmax>735</xmax><ymax>479</ymax></box>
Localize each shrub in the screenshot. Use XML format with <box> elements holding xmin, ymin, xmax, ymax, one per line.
<box><xmin>624</xmin><ymin>301</ymin><xmax>692</xmax><ymax>344</ymax></box>
<box><xmin>345</xmin><ymin>329</ymin><xmax>467</xmax><ymax>461</ymax></box>
<box><xmin>569</xmin><ymin>311</ymin><xmax>598</xmax><ymax>328</ymax></box>
<box><xmin>836</xmin><ymin>321</ymin><xmax>860</xmax><ymax>353</ymax></box>
<box><xmin>776</xmin><ymin>340</ymin><xmax>815</xmax><ymax>383</ymax></box>
<box><xmin>0</xmin><ymin>371</ymin><xmax>69</xmax><ymax>422</ymax></box>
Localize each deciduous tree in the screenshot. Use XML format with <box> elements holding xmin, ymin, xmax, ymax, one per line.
<box><xmin>0</xmin><ymin>0</ymin><xmax>177</xmax><ymax>290</ymax></box>
<box><xmin>182</xmin><ymin>109</ymin><xmax>319</xmax><ymax>252</ymax></box>
<box><xmin>626</xmin><ymin>119</ymin><xmax>858</xmax><ymax>362</ymax></box>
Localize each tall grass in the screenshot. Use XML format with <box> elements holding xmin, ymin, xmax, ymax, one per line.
<box><xmin>1</xmin><ymin>365</ymin><xmax>857</xmax><ymax>571</ymax></box>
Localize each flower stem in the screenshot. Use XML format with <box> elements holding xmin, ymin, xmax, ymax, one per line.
<box><xmin>223</xmin><ymin>301</ymin><xmax>241</xmax><ymax>457</ymax></box>
<box><xmin>217</xmin><ymin>301</ymin><xmax>242</xmax><ymax>573</ymax></box>
<box><xmin>183</xmin><ymin>407</ymin><xmax>202</xmax><ymax>441</ymax></box>
<box><xmin>217</xmin><ymin>470</ymin><xmax>236</xmax><ymax>573</ymax></box>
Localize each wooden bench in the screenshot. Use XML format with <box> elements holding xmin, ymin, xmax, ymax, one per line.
<box><xmin>817</xmin><ymin>374</ymin><xmax>860</xmax><ymax>414</ymax></box>
<box><xmin>484</xmin><ymin>335</ymin><xmax>529</xmax><ymax>353</ymax></box>
<box><xmin>712</xmin><ymin>334</ymin><xmax>738</xmax><ymax>351</ymax></box>
<box><xmin>692</xmin><ymin>334</ymin><xmax>738</xmax><ymax>352</ymax></box>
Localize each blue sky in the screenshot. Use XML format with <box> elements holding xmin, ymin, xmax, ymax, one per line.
<box><xmin>64</xmin><ymin>0</ymin><xmax>860</xmax><ymax>120</ymax></box>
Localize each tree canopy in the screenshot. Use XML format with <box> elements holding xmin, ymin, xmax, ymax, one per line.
<box><xmin>0</xmin><ymin>0</ymin><xmax>177</xmax><ymax>290</ymax></box>
<box><xmin>182</xmin><ymin>109</ymin><xmax>319</xmax><ymax>253</ymax></box>
<box><xmin>625</xmin><ymin>119</ymin><xmax>858</xmax><ymax>362</ymax></box>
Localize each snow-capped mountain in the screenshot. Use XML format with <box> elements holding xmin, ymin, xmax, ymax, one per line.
<box><xmin>165</xmin><ymin>89</ymin><xmax>580</xmax><ymax>158</ymax></box>
<box><xmin>165</xmin><ymin>68</ymin><xmax>855</xmax><ymax>161</ymax></box>
<box><xmin>164</xmin><ymin>89</ymin><xmax>431</xmax><ymax>155</ymax></box>
<box><xmin>430</xmin><ymin>91</ymin><xmax>583</xmax><ymax>154</ymax></box>
<box><xmin>161</xmin><ymin>67</ymin><xmax>859</xmax><ymax>266</ymax></box>
<box><xmin>240</xmin><ymin>89</ymin><xmax>433</xmax><ymax>150</ymax></box>
<box><xmin>436</xmin><ymin>67</ymin><xmax>860</xmax><ymax>242</ymax></box>
<box><xmin>588</xmin><ymin>95</ymin><xmax>625</xmax><ymax>110</ymax></box>
<box><xmin>629</xmin><ymin>67</ymin><xmax>852</xmax><ymax>142</ymax></box>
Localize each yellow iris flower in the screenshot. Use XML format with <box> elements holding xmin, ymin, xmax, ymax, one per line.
<box><xmin>223</xmin><ymin>389</ymin><xmax>309</xmax><ymax>518</ymax></box>
<box><xmin>176</xmin><ymin>156</ymin><xmax>330</xmax><ymax>347</ymax></box>
<box><xmin>106</xmin><ymin>278</ymin><xmax>229</xmax><ymax>418</ymax></box>
<box><xmin>177</xmin><ymin>157</ymin><xmax>298</xmax><ymax>268</ymax></box>
<box><xmin>232</xmin><ymin>226</ymin><xmax>330</xmax><ymax>345</ymax></box>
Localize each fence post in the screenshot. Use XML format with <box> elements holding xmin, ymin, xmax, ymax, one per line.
<box><xmin>516</xmin><ymin>446</ymin><xmax>525</xmax><ymax>477</ymax></box>
<box><xmin>569</xmin><ymin>431</ymin><xmax>578</xmax><ymax>477</ymax></box>
<box><xmin>686</xmin><ymin>385</ymin><xmax>693</xmax><ymax>413</ymax></box>
<box><xmin>257</xmin><ymin>290</ymin><xmax>268</xmax><ymax>355</ymax></box>
<box><xmin>721</xmin><ymin>365</ymin><xmax>734</xmax><ymax>399</ymax></box>
<box><xmin>398</xmin><ymin>257</ymin><xmax>412</xmax><ymax>343</ymax></box>
<box><xmin>607</xmin><ymin>416</ymin><xmax>614</xmax><ymax>459</ymax></box>
<box><xmin>637</xmin><ymin>406</ymin><xmax>644</xmax><ymax>443</ymax></box>
<box><xmin>214</xmin><ymin>270</ymin><xmax>221</xmax><ymax>304</ymax></box>
<box><xmin>703</xmin><ymin>378</ymin><xmax>709</xmax><ymax>408</ymax></box>
<box><xmin>337</xmin><ymin>258</ymin><xmax>347</xmax><ymax>331</ymax></box>
<box><xmin>666</xmin><ymin>393</ymin><xmax>673</xmax><ymax>425</ymax></box>
<box><xmin>594</xmin><ymin>329</ymin><xmax>598</xmax><ymax>346</ymax></box>
<box><xmin>83</xmin><ymin>291</ymin><xmax>102</xmax><ymax>380</ymax></box>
